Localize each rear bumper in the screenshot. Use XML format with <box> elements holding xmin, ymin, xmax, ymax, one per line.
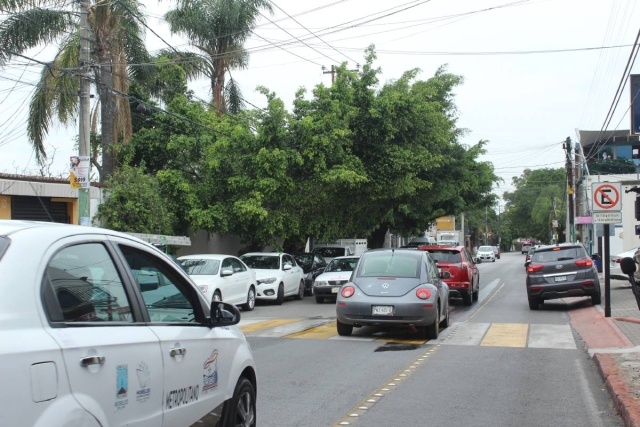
<box><xmin>336</xmin><ymin>300</ymin><xmax>438</xmax><ymax>327</ymax></box>
<box><xmin>313</xmin><ymin>286</ymin><xmax>340</xmax><ymax>297</ymax></box>
<box><xmin>527</xmin><ymin>281</ymin><xmax>600</xmax><ymax>301</ymax></box>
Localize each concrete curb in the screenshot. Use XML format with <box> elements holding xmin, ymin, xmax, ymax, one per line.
<box><xmin>592</xmin><ymin>353</ymin><xmax>640</xmax><ymax>427</ymax></box>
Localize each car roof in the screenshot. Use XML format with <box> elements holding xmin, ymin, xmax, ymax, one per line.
<box><xmin>328</xmin><ymin>255</ymin><xmax>360</xmax><ymax>260</ymax></box>
<box><xmin>417</xmin><ymin>245</ymin><xmax>464</xmax><ymax>250</ymax></box>
<box><xmin>241</xmin><ymin>252</ymin><xmax>283</xmax><ymax>256</ymax></box>
<box><xmin>178</xmin><ymin>254</ymin><xmax>231</xmax><ymax>261</ymax></box>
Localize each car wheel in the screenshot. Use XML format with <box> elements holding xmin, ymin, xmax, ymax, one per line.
<box><xmin>424</xmin><ymin>304</ymin><xmax>440</xmax><ymax>339</ymax></box>
<box><xmin>242</xmin><ymin>287</ymin><xmax>256</xmax><ymax>311</ymax></box>
<box><xmin>275</xmin><ymin>284</ymin><xmax>284</xmax><ymax>305</ymax></box>
<box><xmin>591</xmin><ymin>291</ymin><xmax>602</xmax><ymax>305</ymax></box>
<box><xmin>294</xmin><ymin>280</ymin><xmax>304</xmax><ymax>300</ymax></box>
<box><xmin>337</xmin><ymin>320</ymin><xmax>353</xmax><ymax>336</ymax></box>
<box><xmin>304</xmin><ymin>287</ymin><xmax>313</xmax><ymax>297</ymax></box>
<box><xmin>528</xmin><ymin>298</ymin><xmax>540</xmax><ymax>310</ymax></box>
<box><xmin>219</xmin><ymin>377</ymin><xmax>256</xmax><ymax>427</ymax></box>
<box><xmin>213</xmin><ymin>291</ymin><xmax>222</xmax><ymax>302</ymax></box>
<box><xmin>315</xmin><ymin>296</ymin><xmax>324</xmax><ymax>304</ymax></box>
<box><xmin>439</xmin><ymin>304</ymin><xmax>450</xmax><ymax>328</ymax></box>
<box><xmin>461</xmin><ymin>290</ymin><xmax>472</xmax><ymax>306</ymax></box>
<box><xmin>492</xmin><ymin>259</ymin><xmax>496</xmax><ymax>262</ymax></box>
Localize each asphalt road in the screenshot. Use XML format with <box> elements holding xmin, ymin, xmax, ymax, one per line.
<box><xmin>241</xmin><ymin>252</ymin><xmax>622</xmax><ymax>427</ymax></box>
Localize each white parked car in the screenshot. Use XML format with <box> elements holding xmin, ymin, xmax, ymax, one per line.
<box><xmin>609</xmin><ymin>247</ymin><xmax>640</xmax><ymax>281</ymax></box>
<box><xmin>0</xmin><ymin>220</ymin><xmax>257</xmax><ymax>427</ymax></box>
<box><xmin>178</xmin><ymin>254</ymin><xmax>257</xmax><ymax>311</ymax></box>
<box><xmin>476</xmin><ymin>245</ymin><xmax>496</xmax><ymax>262</ymax></box>
<box><xmin>240</xmin><ymin>252</ymin><xmax>305</xmax><ymax>304</ymax></box>
<box><xmin>313</xmin><ymin>255</ymin><xmax>360</xmax><ymax>303</ymax></box>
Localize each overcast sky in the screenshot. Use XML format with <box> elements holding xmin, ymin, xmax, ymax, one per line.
<box><xmin>1</xmin><ymin>0</ymin><xmax>638</xmax><ymax>207</ymax></box>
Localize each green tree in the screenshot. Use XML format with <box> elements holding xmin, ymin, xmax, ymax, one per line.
<box><xmin>96</xmin><ymin>164</ymin><xmax>175</xmax><ymax>234</ymax></box>
<box><xmin>0</xmin><ymin>0</ymin><xmax>150</xmax><ymax>180</ymax></box>
<box><xmin>164</xmin><ymin>0</ymin><xmax>273</xmax><ymax>113</ymax></box>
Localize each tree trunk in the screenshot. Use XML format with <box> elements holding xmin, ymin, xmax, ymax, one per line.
<box><xmin>212</xmin><ymin>57</ymin><xmax>226</xmax><ymax>113</ymax></box>
<box><xmin>98</xmin><ymin>50</ymin><xmax>115</xmax><ymax>182</ymax></box>
<box><xmin>369</xmin><ymin>225</ymin><xmax>389</xmax><ymax>249</ymax></box>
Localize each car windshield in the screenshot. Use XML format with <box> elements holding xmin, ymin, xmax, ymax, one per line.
<box><xmin>241</xmin><ymin>255</ymin><xmax>280</xmax><ymax>269</ymax></box>
<box><xmin>180</xmin><ymin>259</ymin><xmax>220</xmax><ymax>275</ymax></box>
<box><xmin>358</xmin><ymin>253</ymin><xmax>419</xmax><ymax>278</ymax></box>
<box><xmin>532</xmin><ymin>247</ymin><xmax>585</xmax><ymax>263</ymax></box>
<box><xmin>314</xmin><ymin>247</ymin><xmax>346</xmax><ymax>258</ymax></box>
<box><xmin>294</xmin><ymin>254</ymin><xmax>313</xmax><ymax>268</ymax></box>
<box><xmin>325</xmin><ymin>258</ymin><xmax>359</xmax><ymax>272</ymax></box>
<box><xmin>422</xmin><ymin>250</ymin><xmax>461</xmax><ymax>263</ymax></box>
<box><xmin>479</xmin><ymin>246</ymin><xmax>493</xmax><ymax>252</ymax></box>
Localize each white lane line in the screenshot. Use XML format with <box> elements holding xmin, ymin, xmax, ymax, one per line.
<box><xmin>527</xmin><ymin>324</ymin><xmax>577</xmax><ymax>349</ymax></box>
<box><xmin>478</xmin><ymin>278</ymin><xmax>501</xmax><ymax>301</ymax></box>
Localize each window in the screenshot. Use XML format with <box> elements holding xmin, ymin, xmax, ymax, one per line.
<box><xmin>221</xmin><ymin>258</ymin><xmax>233</xmax><ymax>273</ymax></box>
<box><xmin>181</xmin><ymin>259</ymin><xmax>220</xmax><ymax>276</ymax></box>
<box><xmin>359</xmin><ymin>254</ymin><xmax>419</xmax><ymax>278</ymax></box>
<box><xmin>283</xmin><ymin>255</ymin><xmax>294</xmax><ymax>268</ymax></box>
<box><xmin>532</xmin><ymin>247</ymin><xmax>586</xmax><ymax>263</ymax></box>
<box><xmin>44</xmin><ymin>243</ymin><xmax>132</xmax><ymax>323</ymax></box>
<box><xmin>229</xmin><ymin>258</ymin><xmax>246</xmax><ymax>273</ymax></box>
<box><xmin>241</xmin><ymin>255</ymin><xmax>279</xmax><ymax>269</ymax></box>
<box><xmin>120</xmin><ymin>246</ymin><xmax>198</xmax><ymax>324</ymax></box>
<box><xmin>314</xmin><ymin>255</ymin><xmax>326</xmax><ymax>267</ymax></box>
<box><xmin>424</xmin><ymin>250</ymin><xmax>462</xmax><ymax>263</ymax></box>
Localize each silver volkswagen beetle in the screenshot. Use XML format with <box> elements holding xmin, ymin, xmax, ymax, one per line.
<box><xmin>335</xmin><ymin>249</ymin><xmax>450</xmax><ymax>339</ymax></box>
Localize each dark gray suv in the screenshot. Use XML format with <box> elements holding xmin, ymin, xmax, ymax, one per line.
<box><xmin>525</xmin><ymin>243</ymin><xmax>601</xmax><ymax>310</ymax></box>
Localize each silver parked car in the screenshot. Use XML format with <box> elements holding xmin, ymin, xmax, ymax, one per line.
<box><xmin>335</xmin><ymin>249</ymin><xmax>450</xmax><ymax>339</ymax></box>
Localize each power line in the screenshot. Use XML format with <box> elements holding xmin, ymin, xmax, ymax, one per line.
<box><xmin>268</xmin><ymin>0</ymin><xmax>358</xmax><ymax>64</ymax></box>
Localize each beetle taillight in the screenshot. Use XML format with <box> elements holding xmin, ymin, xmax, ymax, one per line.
<box><xmin>341</xmin><ymin>286</ymin><xmax>355</xmax><ymax>298</ymax></box>
<box><xmin>416</xmin><ymin>288</ymin><xmax>432</xmax><ymax>300</ymax></box>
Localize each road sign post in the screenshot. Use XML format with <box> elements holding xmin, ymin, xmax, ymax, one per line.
<box><xmin>591</xmin><ymin>182</ymin><xmax>622</xmax><ymax>318</ymax></box>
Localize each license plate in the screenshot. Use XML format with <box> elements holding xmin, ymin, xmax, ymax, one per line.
<box><xmin>331</xmin><ymin>287</ymin><xmax>339</xmax><ymax>294</ymax></box>
<box><xmin>372</xmin><ymin>305</ymin><xmax>393</xmax><ymax>316</ymax></box>
<box><xmin>555</xmin><ymin>276</ymin><xmax>567</xmax><ymax>282</ymax></box>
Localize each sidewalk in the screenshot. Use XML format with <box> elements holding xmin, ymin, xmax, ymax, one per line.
<box><xmin>567</xmin><ymin>274</ymin><xmax>640</xmax><ymax>427</ymax></box>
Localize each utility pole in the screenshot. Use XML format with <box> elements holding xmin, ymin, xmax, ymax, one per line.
<box><xmin>552</xmin><ymin>195</ymin><xmax>558</xmax><ymax>243</ymax></box>
<box><xmin>484</xmin><ymin>205</ymin><xmax>488</xmax><ymax>245</ymax></box>
<box><xmin>78</xmin><ymin>0</ymin><xmax>91</xmax><ymax>226</ymax></box>
<box><xmin>322</xmin><ymin>64</ymin><xmax>360</xmax><ymax>84</ymax></box>
<box><xmin>563</xmin><ymin>137</ymin><xmax>575</xmax><ymax>242</ymax></box>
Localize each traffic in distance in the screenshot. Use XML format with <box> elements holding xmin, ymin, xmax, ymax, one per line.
<box><xmin>0</xmin><ymin>221</ymin><xmax>622</xmax><ymax>426</ymax></box>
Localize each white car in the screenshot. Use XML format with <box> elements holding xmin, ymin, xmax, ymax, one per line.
<box><xmin>609</xmin><ymin>247</ymin><xmax>640</xmax><ymax>281</ymax></box>
<box><xmin>476</xmin><ymin>245</ymin><xmax>496</xmax><ymax>262</ymax></box>
<box><xmin>0</xmin><ymin>220</ymin><xmax>257</xmax><ymax>427</ymax></box>
<box><xmin>178</xmin><ymin>254</ymin><xmax>257</xmax><ymax>311</ymax></box>
<box><xmin>313</xmin><ymin>256</ymin><xmax>360</xmax><ymax>303</ymax></box>
<box><xmin>240</xmin><ymin>252</ymin><xmax>305</xmax><ymax>304</ymax></box>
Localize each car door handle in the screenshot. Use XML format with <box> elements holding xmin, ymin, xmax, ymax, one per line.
<box><xmin>170</xmin><ymin>347</ymin><xmax>187</xmax><ymax>357</ymax></box>
<box><xmin>80</xmin><ymin>356</ymin><xmax>105</xmax><ymax>367</ymax></box>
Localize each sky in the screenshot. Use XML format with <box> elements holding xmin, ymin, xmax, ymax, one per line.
<box><xmin>1</xmin><ymin>0</ymin><xmax>639</xmax><ymax>209</ymax></box>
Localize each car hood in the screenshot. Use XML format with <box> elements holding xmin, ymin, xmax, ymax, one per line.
<box><xmin>252</xmin><ymin>269</ymin><xmax>283</xmax><ymax>280</ymax></box>
<box><xmin>354</xmin><ymin>277</ymin><xmax>420</xmax><ymax>297</ymax></box>
<box><xmin>189</xmin><ymin>276</ymin><xmax>218</xmax><ymax>287</ymax></box>
<box><xmin>316</xmin><ymin>271</ymin><xmax>352</xmax><ymax>282</ymax></box>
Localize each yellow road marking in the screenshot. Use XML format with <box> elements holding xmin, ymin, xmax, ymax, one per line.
<box><xmin>481</xmin><ymin>323</ymin><xmax>529</xmax><ymax>348</ymax></box>
<box><xmin>240</xmin><ymin>318</ymin><xmax>302</xmax><ymax>334</ymax></box>
<box><xmin>287</xmin><ymin>322</ymin><xmax>338</xmax><ymax>339</ymax></box>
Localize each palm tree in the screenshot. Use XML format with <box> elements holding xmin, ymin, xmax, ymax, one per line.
<box><xmin>164</xmin><ymin>0</ymin><xmax>272</xmax><ymax>114</ymax></box>
<box><xmin>0</xmin><ymin>0</ymin><xmax>150</xmax><ymax>180</ymax></box>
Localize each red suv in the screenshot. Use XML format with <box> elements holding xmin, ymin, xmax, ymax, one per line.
<box><xmin>418</xmin><ymin>245</ymin><xmax>480</xmax><ymax>305</ymax></box>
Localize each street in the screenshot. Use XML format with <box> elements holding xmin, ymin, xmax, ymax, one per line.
<box><xmin>241</xmin><ymin>252</ymin><xmax>622</xmax><ymax>427</ymax></box>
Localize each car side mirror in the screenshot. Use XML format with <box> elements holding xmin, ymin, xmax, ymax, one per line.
<box><xmin>283</xmin><ymin>264</ymin><xmax>292</xmax><ymax>271</ymax></box>
<box><xmin>440</xmin><ymin>271</ymin><xmax>452</xmax><ymax>279</ymax></box>
<box><xmin>474</xmin><ymin>257</ymin><xmax>481</xmax><ymax>264</ymax></box>
<box><xmin>209</xmin><ymin>301</ymin><xmax>240</xmax><ymax>327</ymax></box>
<box><xmin>621</xmin><ymin>257</ymin><xmax>637</xmax><ymax>275</ymax></box>
<box><xmin>220</xmin><ymin>269</ymin><xmax>234</xmax><ymax>277</ymax></box>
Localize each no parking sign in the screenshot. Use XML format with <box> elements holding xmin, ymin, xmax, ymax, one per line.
<box><xmin>591</xmin><ymin>183</ymin><xmax>622</xmax><ymax>223</ymax></box>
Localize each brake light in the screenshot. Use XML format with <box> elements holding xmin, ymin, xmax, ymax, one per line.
<box><xmin>616</xmin><ymin>259</ymin><xmax>621</xmax><ymax>264</ymax></box>
<box><xmin>416</xmin><ymin>288</ymin><xmax>432</xmax><ymax>300</ymax></box>
<box><xmin>530</xmin><ymin>285</ymin><xmax>543</xmax><ymax>291</ymax></box>
<box><xmin>575</xmin><ymin>259</ymin><xmax>593</xmax><ymax>267</ymax></box>
<box><xmin>527</xmin><ymin>264</ymin><xmax>544</xmax><ymax>273</ymax></box>
<box><xmin>341</xmin><ymin>286</ymin><xmax>355</xmax><ymax>298</ymax></box>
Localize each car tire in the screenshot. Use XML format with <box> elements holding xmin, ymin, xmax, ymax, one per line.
<box><xmin>337</xmin><ymin>320</ymin><xmax>353</xmax><ymax>336</ymax></box>
<box><xmin>462</xmin><ymin>290</ymin><xmax>472</xmax><ymax>306</ymax></box>
<box><xmin>425</xmin><ymin>305</ymin><xmax>440</xmax><ymax>339</ymax></box>
<box><xmin>591</xmin><ymin>291</ymin><xmax>602</xmax><ymax>305</ymax></box>
<box><xmin>213</xmin><ymin>291</ymin><xmax>222</xmax><ymax>302</ymax></box>
<box><xmin>304</xmin><ymin>288</ymin><xmax>313</xmax><ymax>297</ymax></box>
<box><xmin>528</xmin><ymin>298</ymin><xmax>540</xmax><ymax>310</ymax></box>
<box><xmin>492</xmin><ymin>259</ymin><xmax>496</xmax><ymax>262</ymax></box>
<box><xmin>439</xmin><ymin>304</ymin><xmax>450</xmax><ymax>328</ymax></box>
<box><xmin>275</xmin><ymin>284</ymin><xmax>284</xmax><ymax>305</ymax></box>
<box><xmin>219</xmin><ymin>377</ymin><xmax>256</xmax><ymax>427</ymax></box>
<box><xmin>315</xmin><ymin>296</ymin><xmax>324</xmax><ymax>304</ymax></box>
<box><xmin>294</xmin><ymin>280</ymin><xmax>304</xmax><ymax>300</ymax></box>
<box><xmin>472</xmin><ymin>283</ymin><xmax>479</xmax><ymax>302</ymax></box>
<box><xmin>242</xmin><ymin>287</ymin><xmax>256</xmax><ymax>311</ymax></box>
